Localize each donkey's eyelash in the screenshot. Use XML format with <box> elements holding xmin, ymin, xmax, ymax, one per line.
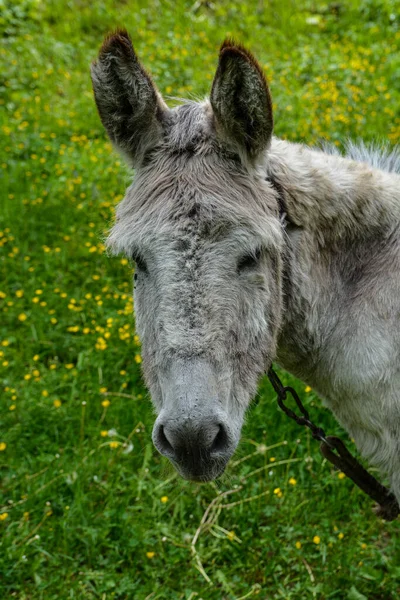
<box><xmin>132</xmin><ymin>253</ymin><xmax>148</xmax><ymax>273</ymax></box>
<box><xmin>237</xmin><ymin>247</ymin><xmax>262</xmax><ymax>272</ymax></box>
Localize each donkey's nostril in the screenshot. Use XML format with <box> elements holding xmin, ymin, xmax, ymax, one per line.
<box><xmin>210</xmin><ymin>424</ymin><xmax>228</xmax><ymax>454</ymax></box>
<box><xmin>155</xmin><ymin>424</ymin><xmax>175</xmax><ymax>457</ymax></box>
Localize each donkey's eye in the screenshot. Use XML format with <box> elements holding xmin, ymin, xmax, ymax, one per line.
<box><xmin>237</xmin><ymin>248</ymin><xmax>262</xmax><ymax>272</ymax></box>
<box><xmin>132</xmin><ymin>253</ymin><xmax>148</xmax><ymax>274</ymax></box>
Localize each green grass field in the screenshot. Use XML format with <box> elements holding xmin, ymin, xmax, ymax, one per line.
<box><xmin>1</xmin><ymin>1</ymin><xmax>400</xmax><ymax>598</ymax></box>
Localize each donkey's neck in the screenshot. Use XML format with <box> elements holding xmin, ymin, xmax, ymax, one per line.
<box><xmin>266</xmin><ymin>138</ymin><xmax>400</xmax><ymax>241</ymax></box>
<box><xmin>268</xmin><ymin>138</ymin><xmax>400</xmax><ymax>398</ymax></box>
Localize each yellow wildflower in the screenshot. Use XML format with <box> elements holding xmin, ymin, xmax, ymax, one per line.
<box><xmin>109</xmin><ymin>441</ymin><xmax>119</xmax><ymax>449</ymax></box>
<box><xmin>295</xmin><ymin>541</ymin><xmax>302</xmax><ymax>549</ymax></box>
<box><xmin>160</xmin><ymin>496</ymin><xmax>168</xmax><ymax>504</ymax></box>
<box><xmin>100</xmin><ymin>430</ymin><xmax>108</xmax><ymax>437</ymax></box>
<box><xmin>338</xmin><ymin>533</ymin><xmax>344</xmax><ymax>540</ymax></box>
<box><xmin>288</xmin><ymin>477</ymin><xmax>297</xmax><ymax>486</ymax></box>
<box><xmin>0</xmin><ymin>442</ymin><xmax>6</xmax><ymax>451</ymax></box>
<box><xmin>53</xmin><ymin>399</ymin><xmax>62</xmax><ymax>408</ymax></box>
<box><xmin>146</xmin><ymin>552</ymin><xmax>155</xmax><ymax>559</ymax></box>
<box><xmin>95</xmin><ymin>337</ymin><xmax>107</xmax><ymax>351</ymax></box>
<box><xmin>134</xmin><ymin>354</ymin><xmax>142</xmax><ymax>364</ymax></box>
<box><xmin>0</xmin><ymin>513</ymin><xmax>8</xmax><ymax>521</ymax></box>
<box><xmin>101</xmin><ymin>399</ymin><xmax>110</xmax><ymax>408</ymax></box>
<box><xmin>18</xmin><ymin>313</ymin><xmax>27</xmax><ymax>322</ymax></box>
<box><xmin>313</xmin><ymin>536</ymin><xmax>321</xmax><ymax>545</ymax></box>
<box><xmin>305</xmin><ymin>386</ymin><xmax>312</xmax><ymax>393</ymax></box>
<box><xmin>338</xmin><ymin>472</ymin><xmax>346</xmax><ymax>480</ymax></box>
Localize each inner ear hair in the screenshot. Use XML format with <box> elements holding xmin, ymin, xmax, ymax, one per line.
<box><xmin>210</xmin><ymin>39</ymin><xmax>273</xmax><ymax>159</ymax></box>
<box><xmin>91</xmin><ymin>29</ymin><xmax>167</xmax><ymax>164</ymax></box>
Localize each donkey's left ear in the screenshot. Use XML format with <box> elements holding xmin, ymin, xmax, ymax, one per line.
<box><xmin>91</xmin><ymin>30</ymin><xmax>167</xmax><ymax>165</ymax></box>
<box><xmin>210</xmin><ymin>40</ymin><xmax>273</xmax><ymax>159</ymax></box>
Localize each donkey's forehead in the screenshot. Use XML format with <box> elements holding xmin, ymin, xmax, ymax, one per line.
<box><xmin>108</xmin><ymin>176</ymin><xmax>283</xmax><ymax>257</ymax></box>
<box><xmin>110</xmin><ymin>216</ymin><xmax>282</xmax><ymax>260</ymax></box>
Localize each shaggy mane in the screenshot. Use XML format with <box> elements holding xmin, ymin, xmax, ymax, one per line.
<box><xmin>322</xmin><ymin>140</ymin><xmax>400</xmax><ymax>174</ymax></box>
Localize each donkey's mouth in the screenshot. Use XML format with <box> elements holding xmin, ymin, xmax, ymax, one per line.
<box><xmin>173</xmin><ymin>458</ymin><xmax>228</xmax><ymax>483</ymax></box>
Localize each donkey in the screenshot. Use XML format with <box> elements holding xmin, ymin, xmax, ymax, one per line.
<box><xmin>91</xmin><ymin>30</ymin><xmax>400</xmax><ymax>506</ymax></box>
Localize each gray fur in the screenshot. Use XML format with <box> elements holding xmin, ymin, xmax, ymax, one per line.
<box><xmin>92</xmin><ymin>31</ymin><xmax>400</xmax><ymax>500</ymax></box>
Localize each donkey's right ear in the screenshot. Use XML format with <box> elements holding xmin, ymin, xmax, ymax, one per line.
<box><xmin>91</xmin><ymin>30</ymin><xmax>167</xmax><ymax>164</ymax></box>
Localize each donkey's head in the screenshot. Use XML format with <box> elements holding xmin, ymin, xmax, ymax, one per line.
<box><xmin>91</xmin><ymin>31</ymin><xmax>284</xmax><ymax>481</ymax></box>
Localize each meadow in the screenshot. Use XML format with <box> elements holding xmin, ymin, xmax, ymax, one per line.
<box><xmin>1</xmin><ymin>0</ymin><xmax>400</xmax><ymax>598</ymax></box>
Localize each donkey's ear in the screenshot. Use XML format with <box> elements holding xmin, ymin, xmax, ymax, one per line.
<box><xmin>210</xmin><ymin>40</ymin><xmax>273</xmax><ymax>159</ymax></box>
<box><xmin>91</xmin><ymin>30</ymin><xmax>167</xmax><ymax>164</ymax></box>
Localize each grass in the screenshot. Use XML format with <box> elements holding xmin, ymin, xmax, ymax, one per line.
<box><xmin>1</xmin><ymin>0</ymin><xmax>400</xmax><ymax>598</ymax></box>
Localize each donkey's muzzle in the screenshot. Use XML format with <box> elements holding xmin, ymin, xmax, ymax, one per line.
<box><xmin>152</xmin><ymin>415</ymin><xmax>233</xmax><ymax>481</ymax></box>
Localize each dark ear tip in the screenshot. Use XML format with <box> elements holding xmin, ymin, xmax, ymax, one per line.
<box><xmin>220</xmin><ymin>37</ymin><xmax>238</xmax><ymax>52</ymax></box>
<box><xmin>219</xmin><ymin>38</ymin><xmax>253</xmax><ymax>60</ymax></box>
<box><xmin>218</xmin><ymin>39</ymin><xmax>268</xmax><ymax>86</ymax></box>
<box><xmin>99</xmin><ymin>28</ymin><xmax>134</xmax><ymax>60</ymax></box>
